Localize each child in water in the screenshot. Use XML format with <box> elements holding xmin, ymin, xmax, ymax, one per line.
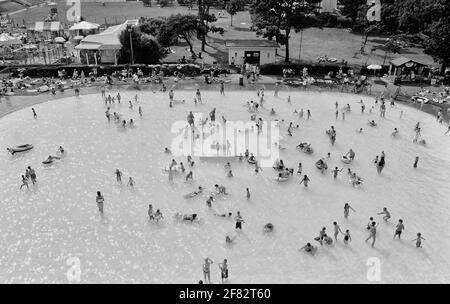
<box><xmin>393</xmin><ymin>219</ymin><xmax>405</xmax><ymax>239</ymax></box>
<box><xmin>299</xmin><ymin>175</ymin><xmax>310</xmax><ymax>187</ymax></box>
<box><xmin>331</xmin><ymin>167</ymin><xmax>343</xmax><ymax>179</ymax></box>
<box><xmin>413</xmin><ymin>156</ymin><xmax>419</xmax><ymax>168</ymax></box>
<box><xmin>392</xmin><ymin>128</ymin><xmax>399</xmax><ymax>137</ymax></box>
<box><xmin>412</xmin><ymin>233</ymin><xmax>425</xmax><ymax>248</ymax></box>
<box><xmin>378</xmin><ymin>207</ymin><xmax>391</xmax><ymax>221</ymax></box>
<box><xmin>297</xmin><ymin>162</ymin><xmax>302</xmax><ymax>175</ymax></box>
<box><xmin>20</xmin><ymin>175</ymin><xmax>29</xmax><ymax>190</ymax></box>
<box><xmin>299</xmin><ymin>243</ymin><xmax>316</xmax><ymax>255</ymax></box>
<box><xmin>343</xmin><ymin>230</ymin><xmax>351</xmax><ymax>244</ymax></box>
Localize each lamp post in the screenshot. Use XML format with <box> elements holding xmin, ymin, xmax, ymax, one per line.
<box><xmin>128</xmin><ymin>27</ymin><xmax>134</xmax><ymax>65</ymax></box>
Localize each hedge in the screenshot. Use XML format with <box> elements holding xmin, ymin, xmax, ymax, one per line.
<box><xmin>3</xmin><ymin>63</ymin><xmax>204</xmax><ymax>78</ymax></box>
<box><xmin>359</xmin><ymin>66</ymin><xmax>389</xmax><ymax>76</ymax></box>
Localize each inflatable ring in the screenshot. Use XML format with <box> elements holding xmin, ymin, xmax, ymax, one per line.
<box><xmin>7</xmin><ymin>144</ymin><xmax>34</xmax><ymax>154</ymax></box>
<box><xmin>276</xmin><ymin>176</ymin><xmax>290</xmax><ymax>182</ymax></box>
<box><xmin>264</xmin><ymin>223</ymin><xmax>274</xmax><ymax>232</ymax></box>
<box><xmin>315</xmin><ymin>162</ymin><xmax>327</xmax><ymax>170</ymax></box>
<box><xmin>302</xmin><ymin>147</ymin><xmax>314</xmax><ymax>154</ymax></box>
<box><xmin>341</xmin><ymin>156</ymin><xmax>352</xmax><ymax>164</ymax></box>
<box><xmin>38</xmin><ymin>85</ymin><xmax>49</xmax><ymax>92</ymax></box>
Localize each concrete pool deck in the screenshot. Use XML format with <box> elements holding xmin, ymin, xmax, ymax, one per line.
<box><xmin>1</xmin><ymin>76</ymin><xmax>449</xmax><ymax>123</ymax></box>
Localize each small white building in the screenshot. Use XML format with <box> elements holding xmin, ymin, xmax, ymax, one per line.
<box><xmin>225</xmin><ymin>40</ymin><xmax>280</xmax><ymax>66</ymax></box>
<box><xmin>75</xmin><ymin>19</ymin><xmax>138</xmax><ymax>65</ymax></box>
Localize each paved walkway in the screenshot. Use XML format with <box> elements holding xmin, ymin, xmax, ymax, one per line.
<box><xmin>1</xmin><ymin>75</ymin><xmax>449</xmax><ymax>124</ymax></box>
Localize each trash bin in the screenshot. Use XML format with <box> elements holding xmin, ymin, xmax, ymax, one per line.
<box><xmin>239</xmin><ymin>75</ymin><xmax>244</xmax><ymax>86</ymax></box>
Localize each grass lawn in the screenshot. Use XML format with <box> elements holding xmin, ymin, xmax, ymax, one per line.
<box><xmin>8</xmin><ymin>2</ymin><xmax>194</xmax><ymax>26</ymax></box>
<box><xmin>209</xmin><ymin>10</ymin><xmax>437</xmax><ymax>68</ymax></box>
<box><xmin>7</xmin><ymin>2</ymin><xmax>437</xmax><ymax>68</ymax></box>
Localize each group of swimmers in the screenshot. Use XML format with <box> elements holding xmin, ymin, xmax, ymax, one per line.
<box><xmin>20</xmin><ymin>166</ymin><xmax>37</xmax><ymax>190</ymax></box>
<box><xmin>300</xmin><ymin>202</ymin><xmax>424</xmax><ymax>255</ymax></box>
<box><xmin>201</xmin><ymin>257</ymin><xmax>229</xmax><ymax>284</ymax></box>
<box><xmin>114</xmin><ymin>169</ymin><xmax>135</xmax><ymax>187</ymax></box>
<box><xmin>104</xmin><ymin>93</ymin><xmax>142</xmax><ymax>128</ymax></box>
<box><xmin>20</xmin><ymin>146</ymin><xmax>65</xmax><ymax>190</ymax></box>
<box><xmin>60</xmin><ymin>86</ymin><xmax>435</xmax><ymax>281</ymax></box>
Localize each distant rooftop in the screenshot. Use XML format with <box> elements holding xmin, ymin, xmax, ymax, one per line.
<box><xmin>225</xmin><ymin>39</ymin><xmax>280</xmax><ymax>48</ymax></box>
<box><xmin>390</xmin><ymin>56</ymin><xmax>428</xmax><ymax>67</ymax></box>
<box><xmin>76</xmin><ymin>20</ymin><xmax>136</xmax><ymax>51</ymax></box>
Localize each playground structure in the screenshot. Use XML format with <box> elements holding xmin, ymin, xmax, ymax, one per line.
<box><xmin>0</xmin><ymin>0</ymin><xmax>32</xmax><ymax>8</ymax></box>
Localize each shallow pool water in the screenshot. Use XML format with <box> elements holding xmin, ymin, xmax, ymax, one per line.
<box><xmin>0</xmin><ymin>89</ymin><xmax>449</xmax><ymax>283</ymax></box>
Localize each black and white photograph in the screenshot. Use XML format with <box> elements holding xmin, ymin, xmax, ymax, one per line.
<box><xmin>0</xmin><ymin>0</ymin><xmax>449</xmax><ymax>288</ymax></box>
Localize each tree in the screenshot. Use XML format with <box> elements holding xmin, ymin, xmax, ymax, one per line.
<box><xmin>157</xmin><ymin>0</ymin><xmax>174</xmax><ymax>7</ymax></box>
<box><xmin>226</xmin><ymin>0</ymin><xmax>245</xmax><ymax>26</ymax></box>
<box><xmin>161</xmin><ymin>14</ymin><xmax>200</xmax><ymax>54</ymax></box>
<box><xmin>178</xmin><ymin>0</ymin><xmax>195</xmax><ymax>6</ymax></box>
<box><xmin>379</xmin><ymin>0</ymin><xmax>401</xmax><ymax>34</ymax></box>
<box><xmin>139</xmin><ymin>17</ymin><xmax>167</xmax><ymax>37</ymax></box>
<box><xmin>119</xmin><ymin>27</ymin><xmax>165</xmax><ymax>64</ymax></box>
<box><xmin>250</xmin><ymin>0</ymin><xmax>321</xmax><ymax>62</ymax></box>
<box><xmin>424</xmin><ymin>16</ymin><xmax>450</xmax><ymax>75</ymax></box>
<box><xmin>377</xmin><ymin>0</ymin><xmax>450</xmax><ymax>75</ymax></box>
<box><xmin>338</xmin><ymin>0</ymin><xmax>366</xmax><ymax>23</ymax></box>
<box><xmin>197</xmin><ymin>0</ymin><xmax>225</xmax><ymax>51</ymax></box>
<box><xmin>376</xmin><ymin>37</ymin><xmax>402</xmax><ymax>65</ymax></box>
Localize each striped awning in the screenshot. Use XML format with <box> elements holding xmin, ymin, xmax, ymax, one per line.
<box><xmin>33</xmin><ymin>21</ymin><xmax>61</xmax><ymax>32</ymax></box>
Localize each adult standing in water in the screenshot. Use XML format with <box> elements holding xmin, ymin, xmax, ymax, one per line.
<box><xmin>114</xmin><ymin>169</ymin><xmax>122</xmax><ymax>183</ymax></box>
<box><xmin>220</xmin><ymin>82</ymin><xmax>225</xmax><ymax>96</ymax></box>
<box><xmin>28</xmin><ymin>166</ymin><xmax>37</xmax><ymax>185</ymax></box>
<box><xmin>196</xmin><ymin>89</ymin><xmax>202</xmax><ymax>103</ymax></box>
<box><xmin>235</xmin><ymin>211</ymin><xmax>245</xmax><ymax>230</ymax></box>
<box><xmin>169</xmin><ymin>89</ymin><xmax>174</xmax><ymax>107</ymax></box>
<box><xmin>210</xmin><ymin>108</ymin><xmax>216</xmax><ymax>122</ymax></box>
<box><xmin>218</xmin><ymin>259</ymin><xmax>228</xmax><ymax>283</ymax></box>
<box><xmin>96</xmin><ymin>191</ymin><xmax>104</xmax><ymax>215</ymax></box>
<box><xmin>377</xmin><ymin>151</ymin><xmax>385</xmax><ymax>174</ymax></box>
<box><xmin>203</xmin><ymin>257</ymin><xmax>214</xmax><ymax>284</ymax></box>
<box><xmin>365</xmin><ymin>221</ymin><xmax>378</xmax><ymax>248</ymax></box>
<box><xmin>344</xmin><ymin>203</ymin><xmax>355</xmax><ymax>219</ymax></box>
